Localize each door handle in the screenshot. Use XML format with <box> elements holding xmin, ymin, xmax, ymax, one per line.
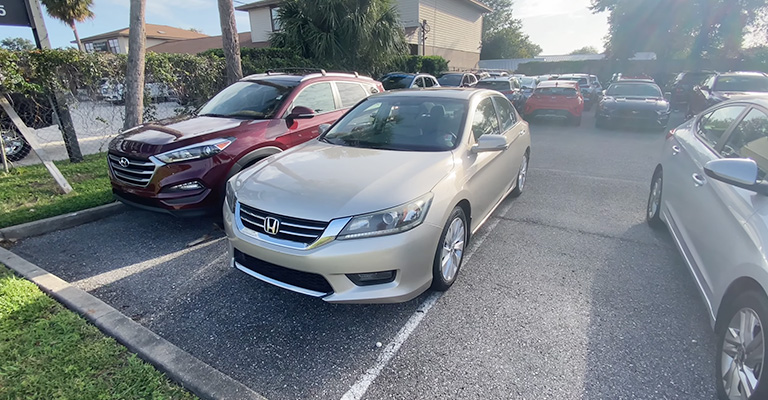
<box><xmin>519</xmin><ymin>129</ymin><xmax>527</xmax><ymax>136</ymax></box>
<box><xmin>671</xmin><ymin>145</ymin><xmax>681</xmax><ymax>155</ymax></box>
<box><xmin>692</xmin><ymin>173</ymin><xmax>706</xmax><ymax>187</ymax></box>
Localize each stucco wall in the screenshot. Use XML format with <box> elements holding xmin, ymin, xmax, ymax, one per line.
<box><xmin>248</xmin><ymin>8</ymin><xmax>274</xmax><ymax>43</ymax></box>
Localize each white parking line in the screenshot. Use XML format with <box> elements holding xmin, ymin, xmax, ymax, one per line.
<box><xmin>339</xmin><ymin>200</ymin><xmax>515</xmax><ymax>400</ymax></box>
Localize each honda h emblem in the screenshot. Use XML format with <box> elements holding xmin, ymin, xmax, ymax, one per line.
<box><xmin>119</xmin><ymin>157</ymin><xmax>130</xmax><ymax>168</ymax></box>
<box><xmin>264</xmin><ymin>217</ymin><xmax>280</xmax><ymax>235</ymax></box>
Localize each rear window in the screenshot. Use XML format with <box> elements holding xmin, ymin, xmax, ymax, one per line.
<box><xmin>476</xmin><ymin>80</ymin><xmax>512</xmax><ymax>90</ymax></box>
<box><xmin>558</xmin><ymin>77</ymin><xmax>588</xmax><ymax>86</ymax></box>
<box><xmin>605</xmin><ymin>83</ymin><xmax>662</xmax><ymax>98</ymax></box>
<box><xmin>535</xmin><ymin>87</ymin><xmax>578</xmax><ymax>96</ymax></box>
<box><xmin>680</xmin><ymin>72</ymin><xmax>712</xmax><ymax>84</ymax></box>
<box><xmin>714</xmin><ymin>75</ymin><xmax>768</xmax><ymax>92</ymax></box>
<box><xmin>438</xmin><ymin>74</ymin><xmax>463</xmax><ymax>86</ymax></box>
<box><xmin>520</xmin><ymin>78</ymin><xmax>536</xmax><ymax>89</ymax></box>
<box><xmin>381</xmin><ymin>75</ymin><xmax>414</xmax><ymax>90</ymax></box>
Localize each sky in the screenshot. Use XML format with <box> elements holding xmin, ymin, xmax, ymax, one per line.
<box><xmin>0</xmin><ymin>0</ymin><xmax>608</xmax><ymax>56</ymax></box>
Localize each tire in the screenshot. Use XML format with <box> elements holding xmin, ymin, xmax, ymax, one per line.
<box><xmin>715</xmin><ymin>290</ymin><xmax>768</xmax><ymax>400</ymax></box>
<box><xmin>2</xmin><ymin>130</ymin><xmax>32</xmax><ymax>162</ymax></box>
<box><xmin>511</xmin><ymin>150</ymin><xmax>529</xmax><ymax>198</ymax></box>
<box><xmin>646</xmin><ymin>169</ymin><xmax>664</xmax><ymax>229</ymax></box>
<box><xmin>431</xmin><ymin>207</ymin><xmax>468</xmax><ymax>291</ymax></box>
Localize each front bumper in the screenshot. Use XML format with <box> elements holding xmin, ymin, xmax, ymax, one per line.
<box><xmin>224</xmin><ymin>204</ymin><xmax>441</xmax><ymax>303</ymax></box>
<box><xmin>597</xmin><ymin>109</ymin><xmax>669</xmax><ymax>127</ymax></box>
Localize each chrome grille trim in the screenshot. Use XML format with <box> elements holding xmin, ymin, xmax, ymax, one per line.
<box><xmin>237</xmin><ymin>202</ymin><xmax>329</xmax><ymax>245</ymax></box>
<box><xmin>107</xmin><ymin>153</ymin><xmax>161</xmax><ymax>187</ymax></box>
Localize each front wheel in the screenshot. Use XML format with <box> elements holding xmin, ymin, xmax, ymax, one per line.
<box><xmin>2</xmin><ymin>130</ymin><xmax>32</xmax><ymax>162</ymax></box>
<box><xmin>647</xmin><ymin>170</ymin><xmax>664</xmax><ymax>229</ymax></box>
<box><xmin>716</xmin><ymin>291</ymin><xmax>768</xmax><ymax>400</ymax></box>
<box><xmin>431</xmin><ymin>207</ymin><xmax>468</xmax><ymax>291</ymax></box>
<box><xmin>511</xmin><ymin>151</ymin><xmax>529</xmax><ymax>198</ymax></box>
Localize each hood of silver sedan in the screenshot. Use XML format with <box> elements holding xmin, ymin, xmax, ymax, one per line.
<box><xmin>234</xmin><ymin>140</ymin><xmax>455</xmax><ymax>222</ymax></box>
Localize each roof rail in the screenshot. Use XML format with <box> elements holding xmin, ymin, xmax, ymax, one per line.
<box><xmin>265</xmin><ymin>67</ymin><xmax>328</xmax><ymax>76</ymax></box>
<box><xmin>300</xmin><ymin>71</ymin><xmax>373</xmax><ymax>81</ymax></box>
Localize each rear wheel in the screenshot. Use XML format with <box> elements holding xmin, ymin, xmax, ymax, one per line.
<box><xmin>511</xmin><ymin>151</ymin><xmax>529</xmax><ymax>198</ymax></box>
<box><xmin>1</xmin><ymin>129</ymin><xmax>32</xmax><ymax>162</ymax></box>
<box><xmin>431</xmin><ymin>207</ymin><xmax>468</xmax><ymax>291</ymax></box>
<box><xmin>646</xmin><ymin>169</ymin><xmax>664</xmax><ymax>229</ymax></box>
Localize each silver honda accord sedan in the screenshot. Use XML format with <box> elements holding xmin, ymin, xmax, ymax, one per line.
<box><xmin>646</xmin><ymin>98</ymin><xmax>768</xmax><ymax>399</ymax></box>
<box><xmin>223</xmin><ymin>88</ymin><xmax>530</xmax><ymax>303</ymax></box>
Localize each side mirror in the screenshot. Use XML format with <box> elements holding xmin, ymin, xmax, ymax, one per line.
<box><xmin>704</xmin><ymin>158</ymin><xmax>768</xmax><ymax>195</ymax></box>
<box><xmin>318</xmin><ymin>123</ymin><xmax>331</xmax><ymax>135</ymax></box>
<box><xmin>287</xmin><ymin>106</ymin><xmax>315</xmax><ymax>120</ymax></box>
<box><xmin>471</xmin><ymin>134</ymin><xmax>508</xmax><ymax>153</ymax></box>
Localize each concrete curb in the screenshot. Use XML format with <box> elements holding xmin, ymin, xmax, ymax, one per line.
<box><xmin>0</xmin><ymin>247</ymin><xmax>266</xmax><ymax>400</ymax></box>
<box><xmin>0</xmin><ymin>202</ymin><xmax>127</xmax><ymax>241</ymax></box>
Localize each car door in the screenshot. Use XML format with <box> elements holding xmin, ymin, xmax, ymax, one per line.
<box><xmin>492</xmin><ymin>95</ymin><xmax>526</xmax><ymax>192</ymax></box>
<box><xmin>282</xmin><ymin>81</ymin><xmax>340</xmax><ymax>146</ymax></box>
<box><xmin>462</xmin><ymin>96</ymin><xmax>508</xmax><ymax>227</ymax></box>
<box><xmin>662</xmin><ymin>104</ymin><xmax>747</xmax><ymax>303</ymax></box>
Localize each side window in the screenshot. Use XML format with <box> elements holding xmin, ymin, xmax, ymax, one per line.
<box><xmin>414</xmin><ymin>77</ymin><xmax>425</xmax><ymax>88</ymax></box>
<box><xmin>492</xmin><ymin>96</ymin><xmax>516</xmax><ymax>131</ymax></box>
<box><xmin>336</xmin><ymin>82</ymin><xmax>368</xmax><ymax>108</ymax></box>
<box><xmin>721</xmin><ymin>108</ymin><xmax>768</xmax><ymax>178</ymax></box>
<box><xmin>704</xmin><ymin>75</ymin><xmax>716</xmax><ymax>89</ymax></box>
<box><xmin>697</xmin><ymin>106</ymin><xmax>745</xmax><ymax>148</ymax></box>
<box><xmin>292</xmin><ymin>82</ymin><xmax>335</xmax><ymax>113</ymax></box>
<box><xmin>461</xmin><ymin>75</ymin><xmax>470</xmax><ymax>86</ymax></box>
<box><xmin>471</xmin><ymin>97</ymin><xmax>500</xmax><ymax>140</ymax></box>
<box><xmin>424</xmin><ymin>77</ymin><xmax>435</xmax><ymax>88</ymax></box>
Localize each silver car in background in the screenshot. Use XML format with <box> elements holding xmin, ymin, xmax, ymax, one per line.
<box><xmin>646</xmin><ymin>99</ymin><xmax>768</xmax><ymax>399</ymax></box>
<box><xmin>224</xmin><ymin>89</ymin><xmax>531</xmax><ymax>303</ymax></box>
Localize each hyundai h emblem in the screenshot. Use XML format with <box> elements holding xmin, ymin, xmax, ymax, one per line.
<box><xmin>264</xmin><ymin>217</ymin><xmax>280</xmax><ymax>235</ymax></box>
<box><xmin>119</xmin><ymin>157</ymin><xmax>130</xmax><ymax>168</ymax></box>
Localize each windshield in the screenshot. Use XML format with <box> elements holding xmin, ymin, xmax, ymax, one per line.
<box><xmin>535</xmin><ymin>87</ymin><xmax>578</xmax><ymax>96</ymax></box>
<box><xmin>381</xmin><ymin>75</ymin><xmax>414</xmax><ymax>90</ymax></box>
<box><xmin>476</xmin><ymin>80</ymin><xmax>511</xmax><ymax>90</ymax></box>
<box><xmin>606</xmin><ymin>83</ymin><xmax>662</xmax><ymax>98</ymax></box>
<box><xmin>438</xmin><ymin>74</ymin><xmax>463</xmax><ymax>86</ymax></box>
<box><xmin>714</xmin><ymin>75</ymin><xmax>768</xmax><ymax>92</ymax></box>
<box><xmin>321</xmin><ymin>97</ymin><xmax>467</xmax><ymax>152</ymax></box>
<box><xmin>198</xmin><ymin>81</ymin><xmax>291</xmax><ymax>119</ymax></box>
<box><xmin>520</xmin><ymin>78</ymin><xmax>536</xmax><ymax>89</ymax></box>
<box><xmin>680</xmin><ymin>72</ymin><xmax>712</xmax><ymax>84</ymax></box>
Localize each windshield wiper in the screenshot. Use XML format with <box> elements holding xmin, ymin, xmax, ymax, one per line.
<box><xmin>198</xmin><ymin>113</ymin><xmax>232</xmax><ymax>118</ymax></box>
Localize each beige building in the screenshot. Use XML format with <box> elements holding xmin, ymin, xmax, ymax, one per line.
<box><xmin>235</xmin><ymin>0</ymin><xmax>491</xmax><ymax>70</ymax></box>
<box><xmin>79</xmin><ymin>24</ymin><xmax>209</xmax><ymax>54</ymax></box>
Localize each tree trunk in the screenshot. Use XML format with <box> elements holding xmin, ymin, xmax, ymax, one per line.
<box><xmin>70</xmin><ymin>22</ymin><xmax>84</xmax><ymax>51</ymax></box>
<box><xmin>218</xmin><ymin>0</ymin><xmax>243</xmax><ymax>85</ymax></box>
<box><xmin>124</xmin><ymin>0</ymin><xmax>146</xmax><ymax>130</ymax></box>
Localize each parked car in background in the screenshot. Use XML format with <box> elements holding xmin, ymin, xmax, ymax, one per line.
<box><xmin>523</xmin><ymin>80</ymin><xmax>584</xmax><ymax>126</ymax></box>
<box><xmin>485</xmin><ymin>70</ymin><xmax>509</xmax><ymax>77</ymax></box>
<box><xmin>108</xmin><ymin>70</ymin><xmax>383</xmax><ymax>216</ymax></box>
<box><xmin>99</xmin><ymin>78</ymin><xmax>173</xmax><ymax>104</ymax></box>
<box><xmin>438</xmin><ymin>72</ymin><xmax>478</xmax><ymax>88</ymax></box>
<box><xmin>517</xmin><ymin>76</ymin><xmax>538</xmax><ymax>111</ymax></box>
<box><xmin>609</xmin><ymin>73</ymin><xmax>655</xmax><ymax>85</ymax></box>
<box><xmin>595</xmin><ymin>80</ymin><xmax>670</xmax><ymax>130</ymax></box>
<box><xmin>476</xmin><ymin>77</ymin><xmax>521</xmax><ymax>105</ymax></box>
<box><xmin>688</xmin><ymin>72</ymin><xmax>768</xmax><ymax>118</ymax></box>
<box><xmin>668</xmin><ymin>71</ymin><xmax>716</xmax><ymax>111</ymax></box>
<box><xmin>556</xmin><ymin>74</ymin><xmax>600</xmax><ymax>110</ymax></box>
<box><xmin>0</xmin><ymin>93</ymin><xmax>55</xmax><ymax>162</ymax></box>
<box><xmin>224</xmin><ymin>88</ymin><xmax>531</xmax><ymax>303</ymax></box>
<box><xmin>379</xmin><ymin>72</ymin><xmax>440</xmax><ymax>90</ymax></box>
<box><xmin>646</xmin><ymin>98</ymin><xmax>768</xmax><ymax>400</ymax></box>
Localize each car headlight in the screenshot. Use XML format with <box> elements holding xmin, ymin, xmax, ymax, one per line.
<box><xmin>337</xmin><ymin>193</ymin><xmax>433</xmax><ymax>240</ymax></box>
<box><xmin>155</xmin><ymin>138</ymin><xmax>234</xmax><ymax>164</ymax></box>
<box><xmin>225</xmin><ymin>180</ymin><xmax>237</xmax><ymax>214</ymax></box>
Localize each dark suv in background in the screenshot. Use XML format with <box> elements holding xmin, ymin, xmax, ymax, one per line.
<box><xmin>437</xmin><ymin>72</ymin><xmax>478</xmax><ymax>87</ymax></box>
<box><xmin>667</xmin><ymin>70</ymin><xmax>716</xmax><ymax>111</ymax></box>
<box><xmin>108</xmin><ymin>70</ymin><xmax>383</xmax><ymax>216</ymax></box>
<box><xmin>687</xmin><ymin>71</ymin><xmax>768</xmax><ymax>117</ymax></box>
<box><xmin>379</xmin><ymin>72</ymin><xmax>440</xmax><ymax>90</ymax></box>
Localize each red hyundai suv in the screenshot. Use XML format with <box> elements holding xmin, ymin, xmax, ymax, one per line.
<box><xmin>523</xmin><ymin>80</ymin><xmax>584</xmax><ymax>126</ymax></box>
<box><xmin>108</xmin><ymin>70</ymin><xmax>383</xmax><ymax>216</ymax></box>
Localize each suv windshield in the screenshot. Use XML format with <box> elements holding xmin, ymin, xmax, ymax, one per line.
<box><xmin>606</xmin><ymin>83</ymin><xmax>662</xmax><ymax>98</ymax></box>
<box><xmin>381</xmin><ymin>75</ymin><xmax>414</xmax><ymax>90</ymax></box>
<box><xmin>321</xmin><ymin>97</ymin><xmax>467</xmax><ymax>152</ymax></box>
<box><xmin>476</xmin><ymin>80</ymin><xmax>512</xmax><ymax>90</ymax></box>
<box><xmin>714</xmin><ymin>75</ymin><xmax>768</xmax><ymax>92</ymax></box>
<box><xmin>198</xmin><ymin>81</ymin><xmax>292</xmax><ymax>119</ymax></box>
<box><xmin>520</xmin><ymin>78</ymin><xmax>536</xmax><ymax>89</ymax></box>
<box><xmin>438</xmin><ymin>74</ymin><xmax>463</xmax><ymax>86</ymax></box>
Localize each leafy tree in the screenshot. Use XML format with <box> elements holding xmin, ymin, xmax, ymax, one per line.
<box><xmin>480</xmin><ymin>0</ymin><xmax>542</xmax><ymax>59</ymax></box>
<box><xmin>569</xmin><ymin>46</ymin><xmax>600</xmax><ymax>55</ymax></box>
<box><xmin>271</xmin><ymin>0</ymin><xmax>407</xmax><ymax>75</ymax></box>
<box><xmin>0</xmin><ymin>37</ymin><xmax>35</xmax><ymax>51</ymax></box>
<box><xmin>40</xmin><ymin>0</ymin><xmax>95</xmax><ymax>51</ymax></box>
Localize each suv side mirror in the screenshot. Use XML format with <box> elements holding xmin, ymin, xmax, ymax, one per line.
<box><xmin>704</xmin><ymin>158</ymin><xmax>768</xmax><ymax>195</ymax></box>
<box><xmin>318</xmin><ymin>123</ymin><xmax>331</xmax><ymax>135</ymax></box>
<box><xmin>287</xmin><ymin>106</ymin><xmax>315</xmax><ymax>120</ymax></box>
<box><xmin>471</xmin><ymin>134</ymin><xmax>508</xmax><ymax>153</ymax></box>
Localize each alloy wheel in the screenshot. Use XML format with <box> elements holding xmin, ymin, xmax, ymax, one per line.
<box><xmin>518</xmin><ymin>154</ymin><xmax>529</xmax><ymax>192</ymax></box>
<box><xmin>440</xmin><ymin>217</ymin><xmax>465</xmax><ymax>282</ymax></box>
<box><xmin>648</xmin><ymin>175</ymin><xmax>662</xmax><ymax>220</ymax></box>
<box><xmin>2</xmin><ymin>133</ymin><xmax>24</xmax><ymax>157</ymax></box>
<box><xmin>721</xmin><ymin>307</ymin><xmax>764</xmax><ymax>399</ymax></box>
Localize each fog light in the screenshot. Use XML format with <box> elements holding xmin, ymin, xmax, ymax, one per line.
<box><xmin>166</xmin><ymin>181</ymin><xmax>204</xmax><ymax>192</ymax></box>
<box><xmin>347</xmin><ymin>270</ymin><xmax>396</xmax><ymax>286</ymax></box>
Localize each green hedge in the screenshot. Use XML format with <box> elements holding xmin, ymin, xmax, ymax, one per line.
<box><xmin>394</xmin><ymin>55</ymin><xmax>449</xmax><ymax>77</ymax></box>
<box><xmin>199</xmin><ymin>47</ymin><xmax>314</xmax><ymax>76</ymax></box>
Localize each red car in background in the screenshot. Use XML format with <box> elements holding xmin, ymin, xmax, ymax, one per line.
<box><xmin>108</xmin><ymin>70</ymin><xmax>383</xmax><ymax>216</ymax></box>
<box><xmin>523</xmin><ymin>80</ymin><xmax>584</xmax><ymax>126</ymax></box>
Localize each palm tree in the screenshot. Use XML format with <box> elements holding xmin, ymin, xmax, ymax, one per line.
<box><xmin>271</xmin><ymin>0</ymin><xmax>407</xmax><ymax>76</ymax></box>
<box><xmin>40</xmin><ymin>0</ymin><xmax>95</xmax><ymax>51</ymax></box>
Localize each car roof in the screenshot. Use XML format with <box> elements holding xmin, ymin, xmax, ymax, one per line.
<box><xmin>610</xmin><ymin>79</ymin><xmax>659</xmax><ymax>85</ymax></box>
<box><xmin>558</xmin><ymin>74</ymin><xmax>589</xmax><ymax>78</ymax></box>
<box><xmin>242</xmin><ymin>75</ymin><xmax>303</xmax><ymax>86</ymax></box>
<box><xmin>479</xmin><ymin>77</ymin><xmax>512</xmax><ymax>82</ymax></box>
<box><xmin>717</xmin><ymin>71</ymin><xmax>768</xmax><ymax>77</ymax></box>
<box><xmin>537</xmin><ymin>80</ymin><xmax>578</xmax><ymax>88</ymax></box>
<box><xmin>368</xmin><ymin>87</ymin><xmax>492</xmax><ymax>100</ymax></box>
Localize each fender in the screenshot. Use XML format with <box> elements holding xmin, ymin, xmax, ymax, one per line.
<box><xmin>226</xmin><ymin>146</ymin><xmax>283</xmax><ymax>180</ymax></box>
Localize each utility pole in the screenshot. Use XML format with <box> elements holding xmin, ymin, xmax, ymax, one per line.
<box><xmin>420</xmin><ymin>19</ymin><xmax>430</xmax><ymax>57</ymax></box>
<box><xmin>124</xmin><ymin>0</ymin><xmax>146</xmax><ymax>130</ymax></box>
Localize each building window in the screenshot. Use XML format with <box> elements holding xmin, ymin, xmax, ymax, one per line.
<box><xmin>92</xmin><ymin>41</ymin><xmax>109</xmax><ymax>52</ymax></box>
<box><xmin>84</xmin><ymin>42</ymin><xmax>94</xmax><ymax>53</ymax></box>
<box><xmin>270</xmin><ymin>7</ymin><xmax>281</xmax><ymax>31</ymax></box>
<box><xmin>108</xmin><ymin>39</ymin><xmax>120</xmax><ymax>53</ymax></box>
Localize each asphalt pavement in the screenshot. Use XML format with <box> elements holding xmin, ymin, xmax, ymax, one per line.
<box><xmin>11</xmin><ymin>110</ymin><xmax>717</xmax><ymax>399</ymax></box>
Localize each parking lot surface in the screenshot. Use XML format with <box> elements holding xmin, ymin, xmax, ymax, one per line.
<box><xmin>12</xmin><ymin>111</ymin><xmax>718</xmax><ymax>399</ymax></box>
